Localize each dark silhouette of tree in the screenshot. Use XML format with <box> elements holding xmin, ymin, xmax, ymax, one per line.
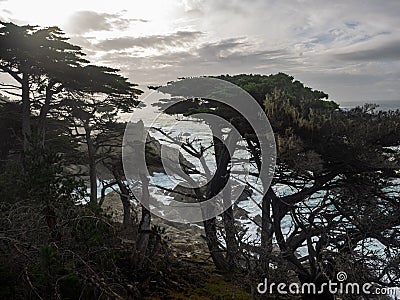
<box><xmin>0</xmin><ymin>22</ymin><xmax>142</xmax><ymax>204</ymax></box>
<box><xmin>155</xmin><ymin>74</ymin><xmax>400</xmax><ymax>299</ymax></box>
<box><xmin>58</xmin><ymin>65</ymin><xmax>141</xmax><ymax>204</ymax></box>
<box><xmin>0</xmin><ymin>22</ymin><xmax>87</xmax><ymax>150</ymax></box>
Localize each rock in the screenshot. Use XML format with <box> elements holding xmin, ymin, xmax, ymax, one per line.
<box><xmin>234</xmin><ymin>205</ymin><xmax>249</xmax><ymax>220</ymax></box>
<box><xmin>169</xmin><ymin>185</ymin><xmax>204</xmax><ymax>203</ymax></box>
<box><xmin>252</xmin><ymin>214</ymin><xmax>262</xmax><ymax>226</ymax></box>
<box><xmin>102</xmin><ymin>191</ymin><xmax>125</xmax><ymax>222</ymax></box>
<box><xmin>146</xmin><ymin>135</ymin><xmax>196</xmax><ymax>174</ymax></box>
<box><xmin>101</xmin><ymin>185</ymin><xmax>209</xmax><ymax>259</ymax></box>
<box><xmin>237</xmin><ymin>185</ymin><xmax>253</xmax><ymax>202</ymax></box>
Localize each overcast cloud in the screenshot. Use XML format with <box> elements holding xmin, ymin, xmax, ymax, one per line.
<box><xmin>65</xmin><ymin>11</ymin><xmax>148</xmax><ymax>34</ymax></box>
<box><xmin>95</xmin><ymin>31</ymin><xmax>203</xmax><ymax>51</ymax></box>
<box><xmin>1</xmin><ymin>0</ymin><xmax>399</xmax><ymax>103</ymax></box>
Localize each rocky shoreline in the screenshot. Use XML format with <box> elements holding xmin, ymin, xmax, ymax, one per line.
<box><xmin>102</xmin><ymin>191</ymin><xmax>209</xmax><ymax>260</ymax></box>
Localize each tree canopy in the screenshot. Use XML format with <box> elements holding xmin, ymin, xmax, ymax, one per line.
<box><xmin>154</xmin><ymin>74</ymin><xmax>400</xmax><ymax>299</ymax></box>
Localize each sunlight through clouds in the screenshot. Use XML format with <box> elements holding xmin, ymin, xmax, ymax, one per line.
<box><xmin>1</xmin><ymin>0</ymin><xmax>399</xmax><ymax>102</ymax></box>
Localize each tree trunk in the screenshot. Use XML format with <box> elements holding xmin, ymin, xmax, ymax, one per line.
<box><xmin>85</xmin><ymin>125</ymin><xmax>97</xmax><ymax>204</ymax></box>
<box><xmin>222</xmin><ymin>181</ymin><xmax>238</xmax><ymax>268</ymax></box>
<box><xmin>203</xmin><ymin>217</ymin><xmax>230</xmax><ymax>270</ymax></box>
<box><xmin>37</xmin><ymin>82</ymin><xmax>64</xmax><ymax>147</ymax></box>
<box><xmin>98</xmin><ymin>181</ymin><xmax>117</xmax><ymax>207</ymax></box>
<box><xmin>202</xmin><ymin>127</ymin><xmax>239</xmax><ymax>271</ymax></box>
<box><xmin>21</xmin><ymin>70</ymin><xmax>31</xmax><ymax>152</ymax></box>
<box><xmin>121</xmin><ymin>195</ymin><xmax>132</xmax><ymax>228</ymax></box>
<box><xmin>44</xmin><ymin>204</ymin><xmax>61</xmax><ymax>242</ymax></box>
<box><xmin>114</xmin><ymin>175</ymin><xmax>132</xmax><ymax>228</ymax></box>
<box><xmin>260</xmin><ymin>191</ymin><xmax>273</xmax><ymax>274</ymax></box>
<box><xmin>245</xmin><ymin>138</ymin><xmax>273</xmax><ymax>275</ymax></box>
<box><xmin>134</xmin><ymin>173</ymin><xmax>151</xmax><ymax>269</ymax></box>
<box><xmin>37</xmin><ymin>83</ymin><xmax>54</xmax><ymax>147</ymax></box>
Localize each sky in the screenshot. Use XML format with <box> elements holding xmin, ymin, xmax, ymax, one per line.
<box><xmin>1</xmin><ymin>0</ymin><xmax>400</xmax><ymax>104</ymax></box>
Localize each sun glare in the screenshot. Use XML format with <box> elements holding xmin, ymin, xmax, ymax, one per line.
<box><xmin>2</xmin><ymin>0</ymin><xmax>77</xmax><ymax>27</ymax></box>
<box><xmin>1</xmin><ymin>0</ymin><xmax>182</xmax><ymax>37</ymax></box>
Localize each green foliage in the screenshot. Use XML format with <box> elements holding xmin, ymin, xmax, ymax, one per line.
<box><xmin>0</xmin><ymin>21</ymin><xmax>88</xmax><ymax>79</ymax></box>
<box><xmin>0</xmin><ymin>148</ymin><xmax>85</xmax><ymax>209</ymax></box>
<box><xmin>215</xmin><ymin>73</ymin><xmax>330</xmax><ymax>105</ymax></box>
<box><xmin>70</xmin><ymin>208</ymin><xmax>114</xmax><ymax>251</ymax></box>
<box><xmin>25</xmin><ymin>243</ymin><xmax>102</xmax><ymax>299</ymax></box>
<box><xmin>21</xmin><ymin>147</ymin><xmax>85</xmax><ymax>204</ymax></box>
<box><xmin>183</xmin><ymin>106</ymin><xmax>215</xmax><ymax>117</ymax></box>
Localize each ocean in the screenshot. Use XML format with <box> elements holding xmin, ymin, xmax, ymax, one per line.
<box><xmin>337</xmin><ymin>99</ymin><xmax>400</xmax><ymax>111</ymax></box>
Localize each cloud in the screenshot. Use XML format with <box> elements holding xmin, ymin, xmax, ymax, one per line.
<box><xmin>66</xmin><ymin>10</ymin><xmax>147</xmax><ymax>34</ymax></box>
<box><xmin>196</xmin><ymin>38</ymin><xmax>247</xmax><ymax>58</ymax></box>
<box><xmin>192</xmin><ymin>38</ymin><xmax>292</xmax><ymax>69</ymax></box>
<box><xmin>96</xmin><ymin>36</ymin><xmax>295</xmax><ymax>86</ymax></box>
<box><xmin>45</xmin><ymin>0</ymin><xmax>400</xmax><ymax>102</ymax></box>
<box><xmin>335</xmin><ymin>40</ymin><xmax>400</xmax><ymax>61</ymax></box>
<box><xmin>95</xmin><ymin>30</ymin><xmax>203</xmax><ymax>51</ymax></box>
